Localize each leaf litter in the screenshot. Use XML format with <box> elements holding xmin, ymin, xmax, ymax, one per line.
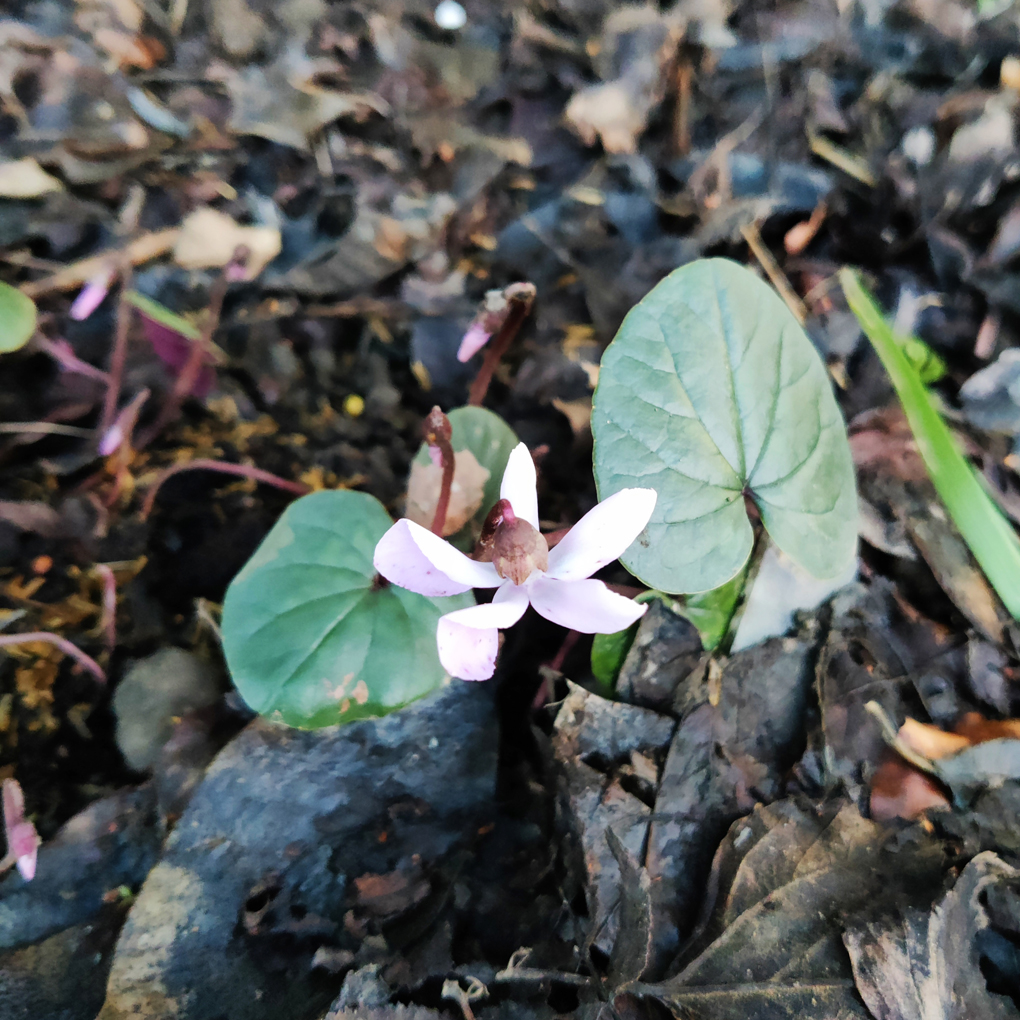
<box><xmin>4</xmin><ymin>0</ymin><xmax>1020</xmax><ymax>1017</ymax></box>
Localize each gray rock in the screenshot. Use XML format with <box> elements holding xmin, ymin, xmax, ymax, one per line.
<box><xmin>98</xmin><ymin>681</ymin><xmax>498</xmax><ymax>1020</ymax></box>
<box><xmin>113</xmin><ymin>648</ymin><xmax>221</xmax><ymax>772</ymax></box>
<box><xmin>0</xmin><ymin>786</ymin><xmax>160</xmax><ymax>950</ymax></box>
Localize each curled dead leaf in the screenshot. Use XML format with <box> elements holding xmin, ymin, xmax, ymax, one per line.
<box><xmin>406</xmin><ymin>449</ymin><xmax>490</xmax><ymax>537</ymax></box>
<box><xmin>173</xmin><ymin>208</ymin><xmax>281</xmax><ymax>281</ymax></box>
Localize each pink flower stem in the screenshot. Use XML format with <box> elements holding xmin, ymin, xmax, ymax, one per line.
<box><xmin>100</xmin><ymin>262</ymin><xmax>132</xmax><ymax>432</ymax></box>
<box><xmin>467</xmin><ymin>287</ymin><xmax>535</xmax><ymax>407</ymax></box>
<box><xmin>92</xmin><ymin>564</ymin><xmax>117</xmax><ymax>653</ymax></box>
<box><xmin>423</xmin><ymin>406</ymin><xmax>455</xmax><ymax>537</ymax></box>
<box><xmin>141</xmin><ymin>459</ymin><xmax>310</xmax><ymax>520</ymax></box>
<box><xmin>0</xmin><ymin>633</ymin><xmax>106</xmax><ymax>683</ymax></box>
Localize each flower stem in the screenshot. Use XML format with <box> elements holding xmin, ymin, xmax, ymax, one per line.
<box><xmin>141</xmin><ymin>459</ymin><xmax>309</xmax><ymax>519</ymax></box>
<box><xmin>467</xmin><ymin>284</ymin><xmax>535</xmax><ymax>407</ymax></box>
<box><xmin>0</xmin><ymin>632</ymin><xmax>106</xmax><ymax>683</ymax></box>
<box><xmin>423</xmin><ymin>407</ymin><xmax>455</xmax><ymax>536</ymax></box>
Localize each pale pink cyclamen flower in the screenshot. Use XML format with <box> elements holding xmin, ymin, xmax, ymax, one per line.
<box><xmin>374</xmin><ymin>443</ymin><xmax>656</xmax><ymax>680</ymax></box>
<box><xmin>2</xmin><ymin>779</ymin><xmax>39</xmax><ymax>881</ymax></box>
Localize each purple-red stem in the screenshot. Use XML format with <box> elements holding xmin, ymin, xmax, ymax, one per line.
<box><xmin>136</xmin><ymin>249</ymin><xmax>242</xmax><ymax>450</ymax></box>
<box><xmin>0</xmin><ymin>633</ymin><xmax>106</xmax><ymax>683</ymax></box>
<box><xmin>467</xmin><ymin>291</ymin><xmax>534</xmax><ymax>407</ymax></box>
<box><xmin>141</xmin><ymin>459</ymin><xmax>310</xmax><ymax>520</ymax></box>
<box><xmin>100</xmin><ymin>262</ymin><xmax>133</xmax><ymax>432</ymax></box>
<box><xmin>423</xmin><ymin>407</ymin><xmax>455</xmax><ymax>537</ymax></box>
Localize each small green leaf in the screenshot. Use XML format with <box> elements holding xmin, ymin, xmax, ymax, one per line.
<box><xmin>222</xmin><ymin>490</ymin><xmax>473</xmax><ymax>728</ymax></box>
<box><xmin>841</xmin><ymin>268</ymin><xmax>1020</xmax><ymax>620</ymax></box>
<box><xmin>901</xmin><ymin>335</ymin><xmax>946</xmax><ymax>385</ymax></box>
<box><xmin>123</xmin><ymin>290</ymin><xmax>201</xmax><ymax>340</ymax></box>
<box><xmin>412</xmin><ymin>406</ymin><xmax>520</xmax><ymax>548</ymax></box>
<box><xmin>590</xmin><ymin>591</ymin><xmax>673</xmax><ymax>693</ymax></box>
<box><xmin>0</xmin><ymin>283</ymin><xmax>37</xmax><ymax>352</ymax></box>
<box><xmin>591</xmin><ymin>625</ymin><xmax>639</xmax><ymax>693</ymax></box>
<box><xmin>678</xmin><ymin>565</ymin><xmax>748</xmax><ymax>651</ymax></box>
<box><xmin>592</xmin><ymin>258</ymin><xmax>857</xmax><ymax>594</ymax></box>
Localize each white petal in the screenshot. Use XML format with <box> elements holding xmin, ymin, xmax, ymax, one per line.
<box><xmin>546</xmin><ymin>488</ymin><xmax>657</xmax><ymax>581</ymax></box>
<box><xmin>373</xmin><ymin>518</ymin><xmax>500</xmax><ymax>596</ymax></box>
<box><xmin>435</xmin><ymin>584</ymin><xmax>530</xmax><ymax>680</ymax></box>
<box><xmin>500</xmin><ymin>443</ymin><xmax>539</xmax><ymax>528</ymax></box>
<box><xmin>527</xmin><ymin>575</ymin><xmax>648</xmax><ymax>633</ymax></box>
<box><xmin>437</xmin><ymin>619</ymin><xmax>498</xmax><ymax>680</ymax></box>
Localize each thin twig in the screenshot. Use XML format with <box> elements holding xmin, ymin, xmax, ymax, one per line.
<box><xmin>101</xmin><ymin>262</ymin><xmax>134</xmax><ymax>432</ymax></box>
<box><xmin>467</xmin><ymin>285</ymin><xmax>536</xmax><ymax>407</ymax></box>
<box><xmin>141</xmin><ymin>459</ymin><xmax>309</xmax><ymax>519</ymax></box>
<box><xmin>20</xmin><ymin>229</ymin><xmax>180</xmax><ymax>299</ymax></box>
<box><xmin>741</xmin><ymin>222</ymin><xmax>808</xmax><ymax>326</ymax></box>
<box><xmin>0</xmin><ymin>632</ymin><xmax>106</xmax><ymax>683</ymax></box>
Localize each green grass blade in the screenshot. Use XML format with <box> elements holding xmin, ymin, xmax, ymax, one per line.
<box><xmin>840</xmin><ymin>268</ymin><xmax>1020</xmax><ymax>619</ymax></box>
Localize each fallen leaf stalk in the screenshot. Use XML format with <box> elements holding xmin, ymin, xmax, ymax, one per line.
<box><xmin>0</xmin><ymin>632</ymin><xmax>106</xmax><ymax>683</ymax></box>
<box><xmin>141</xmin><ymin>459</ymin><xmax>310</xmax><ymax>520</ymax></box>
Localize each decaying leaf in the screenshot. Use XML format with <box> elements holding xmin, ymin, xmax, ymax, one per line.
<box><xmin>566</xmin><ymin>5</ymin><xmax>683</xmax><ymax>154</ymax></box>
<box><xmin>173</xmin><ymin>208</ymin><xmax>281</xmax><ymax>281</ymax></box>
<box><xmin>845</xmin><ymin>852</ymin><xmax>1020</xmax><ymax>1020</ymax></box>
<box><xmin>0</xmin><ymin>158</ymin><xmax>63</xmax><ymax>199</ymax></box>
<box><xmin>405</xmin><ymin>449</ymin><xmax>490</xmax><ymax>537</ymax></box>
<box><xmin>641</xmin><ymin>801</ymin><xmax>945</xmax><ymax>1020</ymax></box>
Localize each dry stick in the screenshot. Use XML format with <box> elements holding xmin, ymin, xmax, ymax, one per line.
<box><xmin>0</xmin><ymin>633</ymin><xmax>106</xmax><ymax>683</ymax></box>
<box><xmin>467</xmin><ymin>289</ymin><xmax>535</xmax><ymax>407</ymax></box>
<box><xmin>741</xmin><ymin>221</ymin><xmax>809</xmax><ymax>326</ymax></box>
<box><xmin>101</xmin><ymin>261</ymin><xmax>134</xmax><ymax>432</ymax></box>
<box><xmin>423</xmin><ymin>406</ymin><xmax>455</xmax><ymax>536</ymax></box>
<box><xmin>141</xmin><ymin>459</ymin><xmax>309</xmax><ymax>520</ymax></box>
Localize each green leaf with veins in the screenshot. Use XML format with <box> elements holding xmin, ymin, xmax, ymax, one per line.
<box><xmin>592</xmin><ymin>258</ymin><xmax>857</xmax><ymax>594</ymax></box>
<box><xmin>0</xmin><ymin>282</ymin><xmax>37</xmax><ymax>352</ymax></box>
<box><xmin>222</xmin><ymin>490</ymin><xmax>472</xmax><ymax>728</ymax></box>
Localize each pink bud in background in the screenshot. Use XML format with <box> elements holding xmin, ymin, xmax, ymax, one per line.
<box><xmin>457</xmin><ymin>324</ymin><xmax>492</xmax><ymax>362</ymax></box>
<box><xmin>70</xmin><ymin>267</ymin><xmax>115</xmax><ymax>321</ymax></box>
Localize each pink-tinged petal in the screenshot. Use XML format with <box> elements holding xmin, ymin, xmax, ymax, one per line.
<box><xmin>500</xmin><ymin>443</ymin><xmax>539</xmax><ymax>529</ymax></box>
<box><xmin>436</xmin><ymin>583</ymin><xmax>529</xmax><ymax>679</ymax></box>
<box><xmin>427</xmin><ymin>445</ymin><xmax>442</xmax><ymax>468</ymax></box>
<box><xmin>527</xmin><ymin>575</ymin><xmax>648</xmax><ymax>634</ymax></box>
<box><xmin>457</xmin><ymin>324</ymin><xmax>491</xmax><ymax>362</ymax></box>
<box><xmin>69</xmin><ymin>269</ymin><xmax>114</xmax><ymax>321</ymax></box>
<box><xmin>2</xmin><ymin>779</ymin><xmax>24</xmax><ymax>832</ymax></box>
<box><xmin>373</xmin><ymin>519</ymin><xmax>501</xmax><ymax>596</ymax></box>
<box><xmin>438</xmin><ymin>619</ymin><xmax>498</xmax><ymax>680</ymax></box>
<box><xmin>8</xmin><ymin>821</ymin><xmax>37</xmax><ymax>860</ymax></box>
<box><xmin>546</xmin><ymin>488</ymin><xmax>657</xmax><ymax>581</ymax></box>
<box><xmin>16</xmin><ymin>846</ymin><xmax>36</xmax><ymax>881</ymax></box>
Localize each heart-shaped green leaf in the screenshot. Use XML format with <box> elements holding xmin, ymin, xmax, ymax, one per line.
<box><xmin>222</xmin><ymin>489</ymin><xmax>473</xmax><ymax>728</ymax></box>
<box><xmin>593</xmin><ymin>258</ymin><xmax>857</xmax><ymax>594</ymax></box>
<box><xmin>410</xmin><ymin>406</ymin><xmax>519</xmax><ymax>549</ymax></box>
<box><xmin>0</xmin><ymin>283</ymin><xmax>37</xmax><ymax>352</ymax></box>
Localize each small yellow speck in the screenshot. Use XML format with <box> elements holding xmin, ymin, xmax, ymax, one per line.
<box><xmin>343</xmin><ymin>394</ymin><xmax>365</xmax><ymax>417</ymax></box>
